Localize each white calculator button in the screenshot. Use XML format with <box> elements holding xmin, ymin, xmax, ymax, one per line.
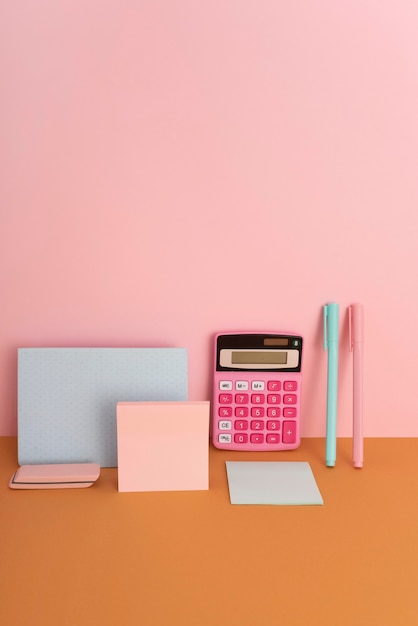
<box><xmin>218</xmin><ymin>433</ymin><xmax>232</xmax><ymax>444</ymax></box>
<box><xmin>218</xmin><ymin>420</ymin><xmax>232</xmax><ymax>430</ymax></box>
<box><xmin>252</xmin><ymin>381</ymin><xmax>265</xmax><ymax>391</ymax></box>
<box><xmin>236</xmin><ymin>381</ymin><xmax>249</xmax><ymax>390</ymax></box>
<box><xmin>219</xmin><ymin>381</ymin><xmax>233</xmax><ymax>391</ymax></box>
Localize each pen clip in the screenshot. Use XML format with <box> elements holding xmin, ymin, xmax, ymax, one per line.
<box><xmin>348</xmin><ymin>305</ymin><xmax>353</xmax><ymax>352</ymax></box>
<box><xmin>323</xmin><ymin>305</ymin><xmax>329</xmax><ymax>351</ymax></box>
<box><xmin>348</xmin><ymin>303</ymin><xmax>364</xmax><ymax>349</ymax></box>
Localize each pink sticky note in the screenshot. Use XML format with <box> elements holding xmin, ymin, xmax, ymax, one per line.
<box><xmin>116</xmin><ymin>401</ymin><xmax>209</xmax><ymax>492</ymax></box>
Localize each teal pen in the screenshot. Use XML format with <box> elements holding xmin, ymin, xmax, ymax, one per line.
<box><xmin>323</xmin><ymin>303</ymin><xmax>339</xmax><ymax>467</ymax></box>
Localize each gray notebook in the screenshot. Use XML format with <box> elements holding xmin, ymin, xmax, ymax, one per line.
<box><xmin>18</xmin><ymin>348</ymin><xmax>188</xmax><ymax>467</ymax></box>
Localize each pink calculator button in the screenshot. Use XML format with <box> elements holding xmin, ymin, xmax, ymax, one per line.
<box><xmin>234</xmin><ymin>420</ymin><xmax>248</xmax><ymax>430</ymax></box>
<box><xmin>283</xmin><ymin>407</ymin><xmax>297</xmax><ymax>418</ymax></box>
<box><xmin>251</xmin><ymin>394</ymin><xmax>265</xmax><ymax>404</ymax></box>
<box><xmin>267</xmin><ymin>394</ymin><xmax>281</xmax><ymax>404</ymax></box>
<box><xmin>267</xmin><ymin>407</ymin><xmax>280</xmax><ymax>417</ymax></box>
<box><xmin>283</xmin><ymin>394</ymin><xmax>297</xmax><ymax>405</ymax></box>
<box><xmin>266</xmin><ymin>434</ymin><xmax>280</xmax><ymax>444</ymax></box>
<box><xmin>235</xmin><ymin>407</ymin><xmax>249</xmax><ymax>417</ymax></box>
<box><xmin>282</xmin><ymin>421</ymin><xmax>297</xmax><ymax>444</ymax></box>
<box><xmin>251</xmin><ymin>420</ymin><xmax>264</xmax><ymax>431</ymax></box>
<box><xmin>219</xmin><ymin>407</ymin><xmax>232</xmax><ymax>417</ymax></box>
<box><xmin>235</xmin><ymin>394</ymin><xmax>249</xmax><ymax>404</ymax></box>
<box><xmin>234</xmin><ymin>433</ymin><xmax>248</xmax><ymax>444</ymax></box>
<box><xmin>219</xmin><ymin>393</ymin><xmax>233</xmax><ymax>404</ymax></box>
<box><xmin>284</xmin><ymin>381</ymin><xmax>298</xmax><ymax>391</ymax></box>
<box><xmin>267</xmin><ymin>381</ymin><xmax>281</xmax><ymax>391</ymax></box>
<box><xmin>267</xmin><ymin>420</ymin><xmax>280</xmax><ymax>431</ymax></box>
<box><xmin>251</xmin><ymin>407</ymin><xmax>265</xmax><ymax>417</ymax></box>
<box><xmin>250</xmin><ymin>433</ymin><xmax>264</xmax><ymax>444</ymax></box>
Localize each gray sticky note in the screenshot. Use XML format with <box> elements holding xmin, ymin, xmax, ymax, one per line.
<box><xmin>225</xmin><ymin>461</ymin><xmax>324</xmax><ymax>505</ymax></box>
<box><xmin>18</xmin><ymin>348</ymin><xmax>188</xmax><ymax>468</ymax></box>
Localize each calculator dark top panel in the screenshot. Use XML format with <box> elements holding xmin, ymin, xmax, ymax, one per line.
<box><xmin>216</xmin><ymin>333</ymin><xmax>303</xmax><ymax>373</ymax></box>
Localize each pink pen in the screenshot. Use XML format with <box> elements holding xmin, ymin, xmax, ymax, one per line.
<box><xmin>349</xmin><ymin>304</ymin><xmax>364</xmax><ymax>468</ymax></box>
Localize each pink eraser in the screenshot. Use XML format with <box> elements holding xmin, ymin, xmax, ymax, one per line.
<box><xmin>117</xmin><ymin>401</ymin><xmax>210</xmax><ymax>492</ymax></box>
<box><xmin>9</xmin><ymin>463</ymin><xmax>100</xmax><ymax>489</ymax></box>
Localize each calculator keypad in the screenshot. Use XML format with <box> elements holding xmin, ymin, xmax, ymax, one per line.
<box><xmin>214</xmin><ymin>376</ymin><xmax>301</xmax><ymax>450</ymax></box>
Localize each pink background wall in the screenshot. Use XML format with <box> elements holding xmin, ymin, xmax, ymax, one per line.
<box><xmin>1</xmin><ymin>1</ymin><xmax>418</xmax><ymax>437</ymax></box>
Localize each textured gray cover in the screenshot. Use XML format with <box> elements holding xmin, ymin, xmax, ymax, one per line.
<box><xmin>18</xmin><ymin>348</ymin><xmax>188</xmax><ymax>467</ymax></box>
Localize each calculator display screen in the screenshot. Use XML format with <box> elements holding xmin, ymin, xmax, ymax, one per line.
<box><xmin>231</xmin><ymin>351</ymin><xmax>288</xmax><ymax>365</ymax></box>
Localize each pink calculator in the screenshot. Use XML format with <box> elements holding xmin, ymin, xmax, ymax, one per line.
<box><xmin>212</xmin><ymin>332</ymin><xmax>303</xmax><ymax>451</ymax></box>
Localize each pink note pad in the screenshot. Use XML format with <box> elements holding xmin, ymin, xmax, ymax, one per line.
<box><xmin>9</xmin><ymin>463</ymin><xmax>100</xmax><ymax>489</ymax></box>
<box><xmin>116</xmin><ymin>401</ymin><xmax>210</xmax><ymax>492</ymax></box>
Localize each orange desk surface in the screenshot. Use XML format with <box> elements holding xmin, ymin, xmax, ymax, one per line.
<box><xmin>1</xmin><ymin>437</ymin><xmax>418</xmax><ymax>626</ymax></box>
